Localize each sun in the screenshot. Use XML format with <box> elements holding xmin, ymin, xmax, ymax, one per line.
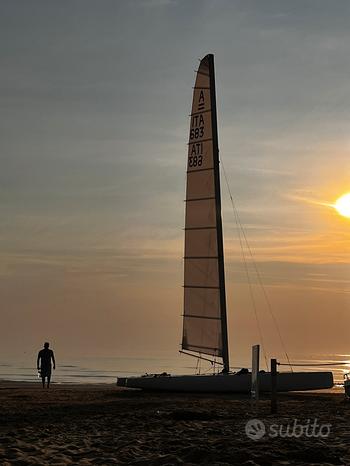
<box><xmin>334</xmin><ymin>193</ymin><xmax>350</xmax><ymax>218</ymax></box>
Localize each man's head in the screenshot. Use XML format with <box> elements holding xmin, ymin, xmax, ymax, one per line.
<box><xmin>44</xmin><ymin>342</ymin><xmax>49</xmax><ymax>349</ymax></box>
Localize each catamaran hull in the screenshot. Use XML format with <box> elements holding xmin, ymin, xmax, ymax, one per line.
<box><xmin>117</xmin><ymin>372</ymin><xmax>333</xmax><ymax>393</ymax></box>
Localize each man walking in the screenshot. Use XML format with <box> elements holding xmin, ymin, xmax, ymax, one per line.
<box><xmin>37</xmin><ymin>342</ymin><xmax>56</xmax><ymax>388</ymax></box>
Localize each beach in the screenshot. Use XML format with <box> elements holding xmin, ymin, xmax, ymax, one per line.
<box><xmin>0</xmin><ymin>381</ymin><xmax>349</xmax><ymax>465</ymax></box>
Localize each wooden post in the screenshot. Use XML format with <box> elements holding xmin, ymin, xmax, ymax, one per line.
<box><xmin>271</xmin><ymin>358</ymin><xmax>277</xmax><ymax>414</ymax></box>
<box><xmin>251</xmin><ymin>345</ymin><xmax>260</xmax><ymax>402</ymax></box>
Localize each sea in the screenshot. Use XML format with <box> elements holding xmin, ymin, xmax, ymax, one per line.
<box><xmin>0</xmin><ymin>352</ymin><xmax>348</xmax><ymax>385</ymax></box>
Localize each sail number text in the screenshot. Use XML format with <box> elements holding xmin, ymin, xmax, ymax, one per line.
<box><xmin>188</xmin><ymin>141</ymin><xmax>203</xmax><ymax>168</ymax></box>
<box><xmin>190</xmin><ymin>127</ymin><xmax>204</xmax><ymax>140</ymax></box>
<box><xmin>189</xmin><ymin>114</ymin><xmax>205</xmax><ymax>141</ymax></box>
<box><xmin>188</xmin><ymin>155</ymin><xmax>202</xmax><ymax>167</ymax></box>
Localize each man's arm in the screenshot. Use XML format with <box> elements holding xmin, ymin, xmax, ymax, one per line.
<box><xmin>37</xmin><ymin>352</ymin><xmax>40</xmax><ymax>370</ymax></box>
<box><xmin>51</xmin><ymin>351</ymin><xmax>56</xmax><ymax>370</ymax></box>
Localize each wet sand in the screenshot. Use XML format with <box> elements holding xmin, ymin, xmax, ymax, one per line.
<box><xmin>0</xmin><ymin>381</ymin><xmax>350</xmax><ymax>465</ymax></box>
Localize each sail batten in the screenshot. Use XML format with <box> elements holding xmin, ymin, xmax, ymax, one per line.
<box><xmin>182</xmin><ymin>54</ymin><xmax>229</xmax><ymax>366</ymax></box>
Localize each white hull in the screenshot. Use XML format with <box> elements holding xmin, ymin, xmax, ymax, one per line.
<box><xmin>117</xmin><ymin>371</ymin><xmax>333</xmax><ymax>393</ymax></box>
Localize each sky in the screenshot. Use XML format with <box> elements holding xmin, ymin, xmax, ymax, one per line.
<box><xmin>0</xmin><ymin>0</ymin><xmax>349</xmax><ymax>366</ymax></box>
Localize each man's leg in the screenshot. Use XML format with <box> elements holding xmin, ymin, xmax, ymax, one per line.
<box><xmin>41</xmin><ymin>376</ymin><xmax>45</xmax><ymax>388</ymax></box>
<box><xmin>47</xmin><ymin>373</ymin><xmax>51</xmax><ymax>388</ymax></box>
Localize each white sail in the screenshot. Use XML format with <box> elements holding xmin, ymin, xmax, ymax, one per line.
<box><xmin>182</xmin><ymin>55</ymin><xmax>228</xmax><ymax>362</ymax></box>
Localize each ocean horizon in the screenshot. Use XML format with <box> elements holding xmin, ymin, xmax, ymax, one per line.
<box><xmin>1</xmin><ymin>352</ymin><xmax>348</xmax><ymax>385</ymax></box>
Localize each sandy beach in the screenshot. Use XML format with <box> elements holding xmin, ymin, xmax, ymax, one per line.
<box><xmin>0</xmin><ymin>381</ymin><xmax>349</xmax><ymax>465</ymax></box>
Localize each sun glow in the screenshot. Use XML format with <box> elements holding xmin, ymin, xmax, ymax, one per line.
<box><xmin>334</xmin><ymin>193</ymin><xmax>350</xmax><ymax>218</ymax></box>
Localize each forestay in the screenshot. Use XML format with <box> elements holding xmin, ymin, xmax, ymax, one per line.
<box><xmin>181</xmin><ymin>55</ymin><xmax>229</xmax><ymax>367</ymax></box>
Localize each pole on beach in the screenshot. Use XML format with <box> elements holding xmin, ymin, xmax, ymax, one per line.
<box><xmin>251</xmin><ymin>345</ymin><xmax>260</xmax><ymax>408</ymax></box>
<box><xmin>271</xmin><ymin>358</ymin><xmax>277</xmax><ymax>414</ymax></box>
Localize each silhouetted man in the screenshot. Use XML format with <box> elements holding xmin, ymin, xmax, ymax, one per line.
<box><xmin>37</xmin><ymin>342</ymin><xmax>56</xmax><ymax>388</ymax></box>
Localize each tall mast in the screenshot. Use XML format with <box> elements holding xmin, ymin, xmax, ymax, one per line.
<box><xmin>208</xmin><ymin>54</ymin><xmax>230</xmax><ymax>372</ymax></box>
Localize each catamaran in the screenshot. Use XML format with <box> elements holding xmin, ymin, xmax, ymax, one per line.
<box><xmin>117</xmin><ymin>54</ymin><xmax>333</xmax><ymax>392</ymax></box>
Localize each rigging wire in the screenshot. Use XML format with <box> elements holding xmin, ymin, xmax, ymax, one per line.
<box><xmin>221</xmin><ymin>158</ymin><xmax>293</xmax><ymax>372</ymax></box>
<box><xmin>233</xmin><ymin>198</ymin><xmax>270</xmax><ymax>371</ymax></box>
<box><xmin>220</xmin><ymin>160</ymin><xmax>269</xmax><ymax>371</ymax></box>
<box><xmin>233</xmin><ymin>199</ymin><xmax>294</xmax><ymax>371</ymax></box>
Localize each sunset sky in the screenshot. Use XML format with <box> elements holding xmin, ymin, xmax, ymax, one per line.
<box><xmin>1</xmin><ymin>0</ymin><xmax>349</xmax><ymax>367</ymax></box>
